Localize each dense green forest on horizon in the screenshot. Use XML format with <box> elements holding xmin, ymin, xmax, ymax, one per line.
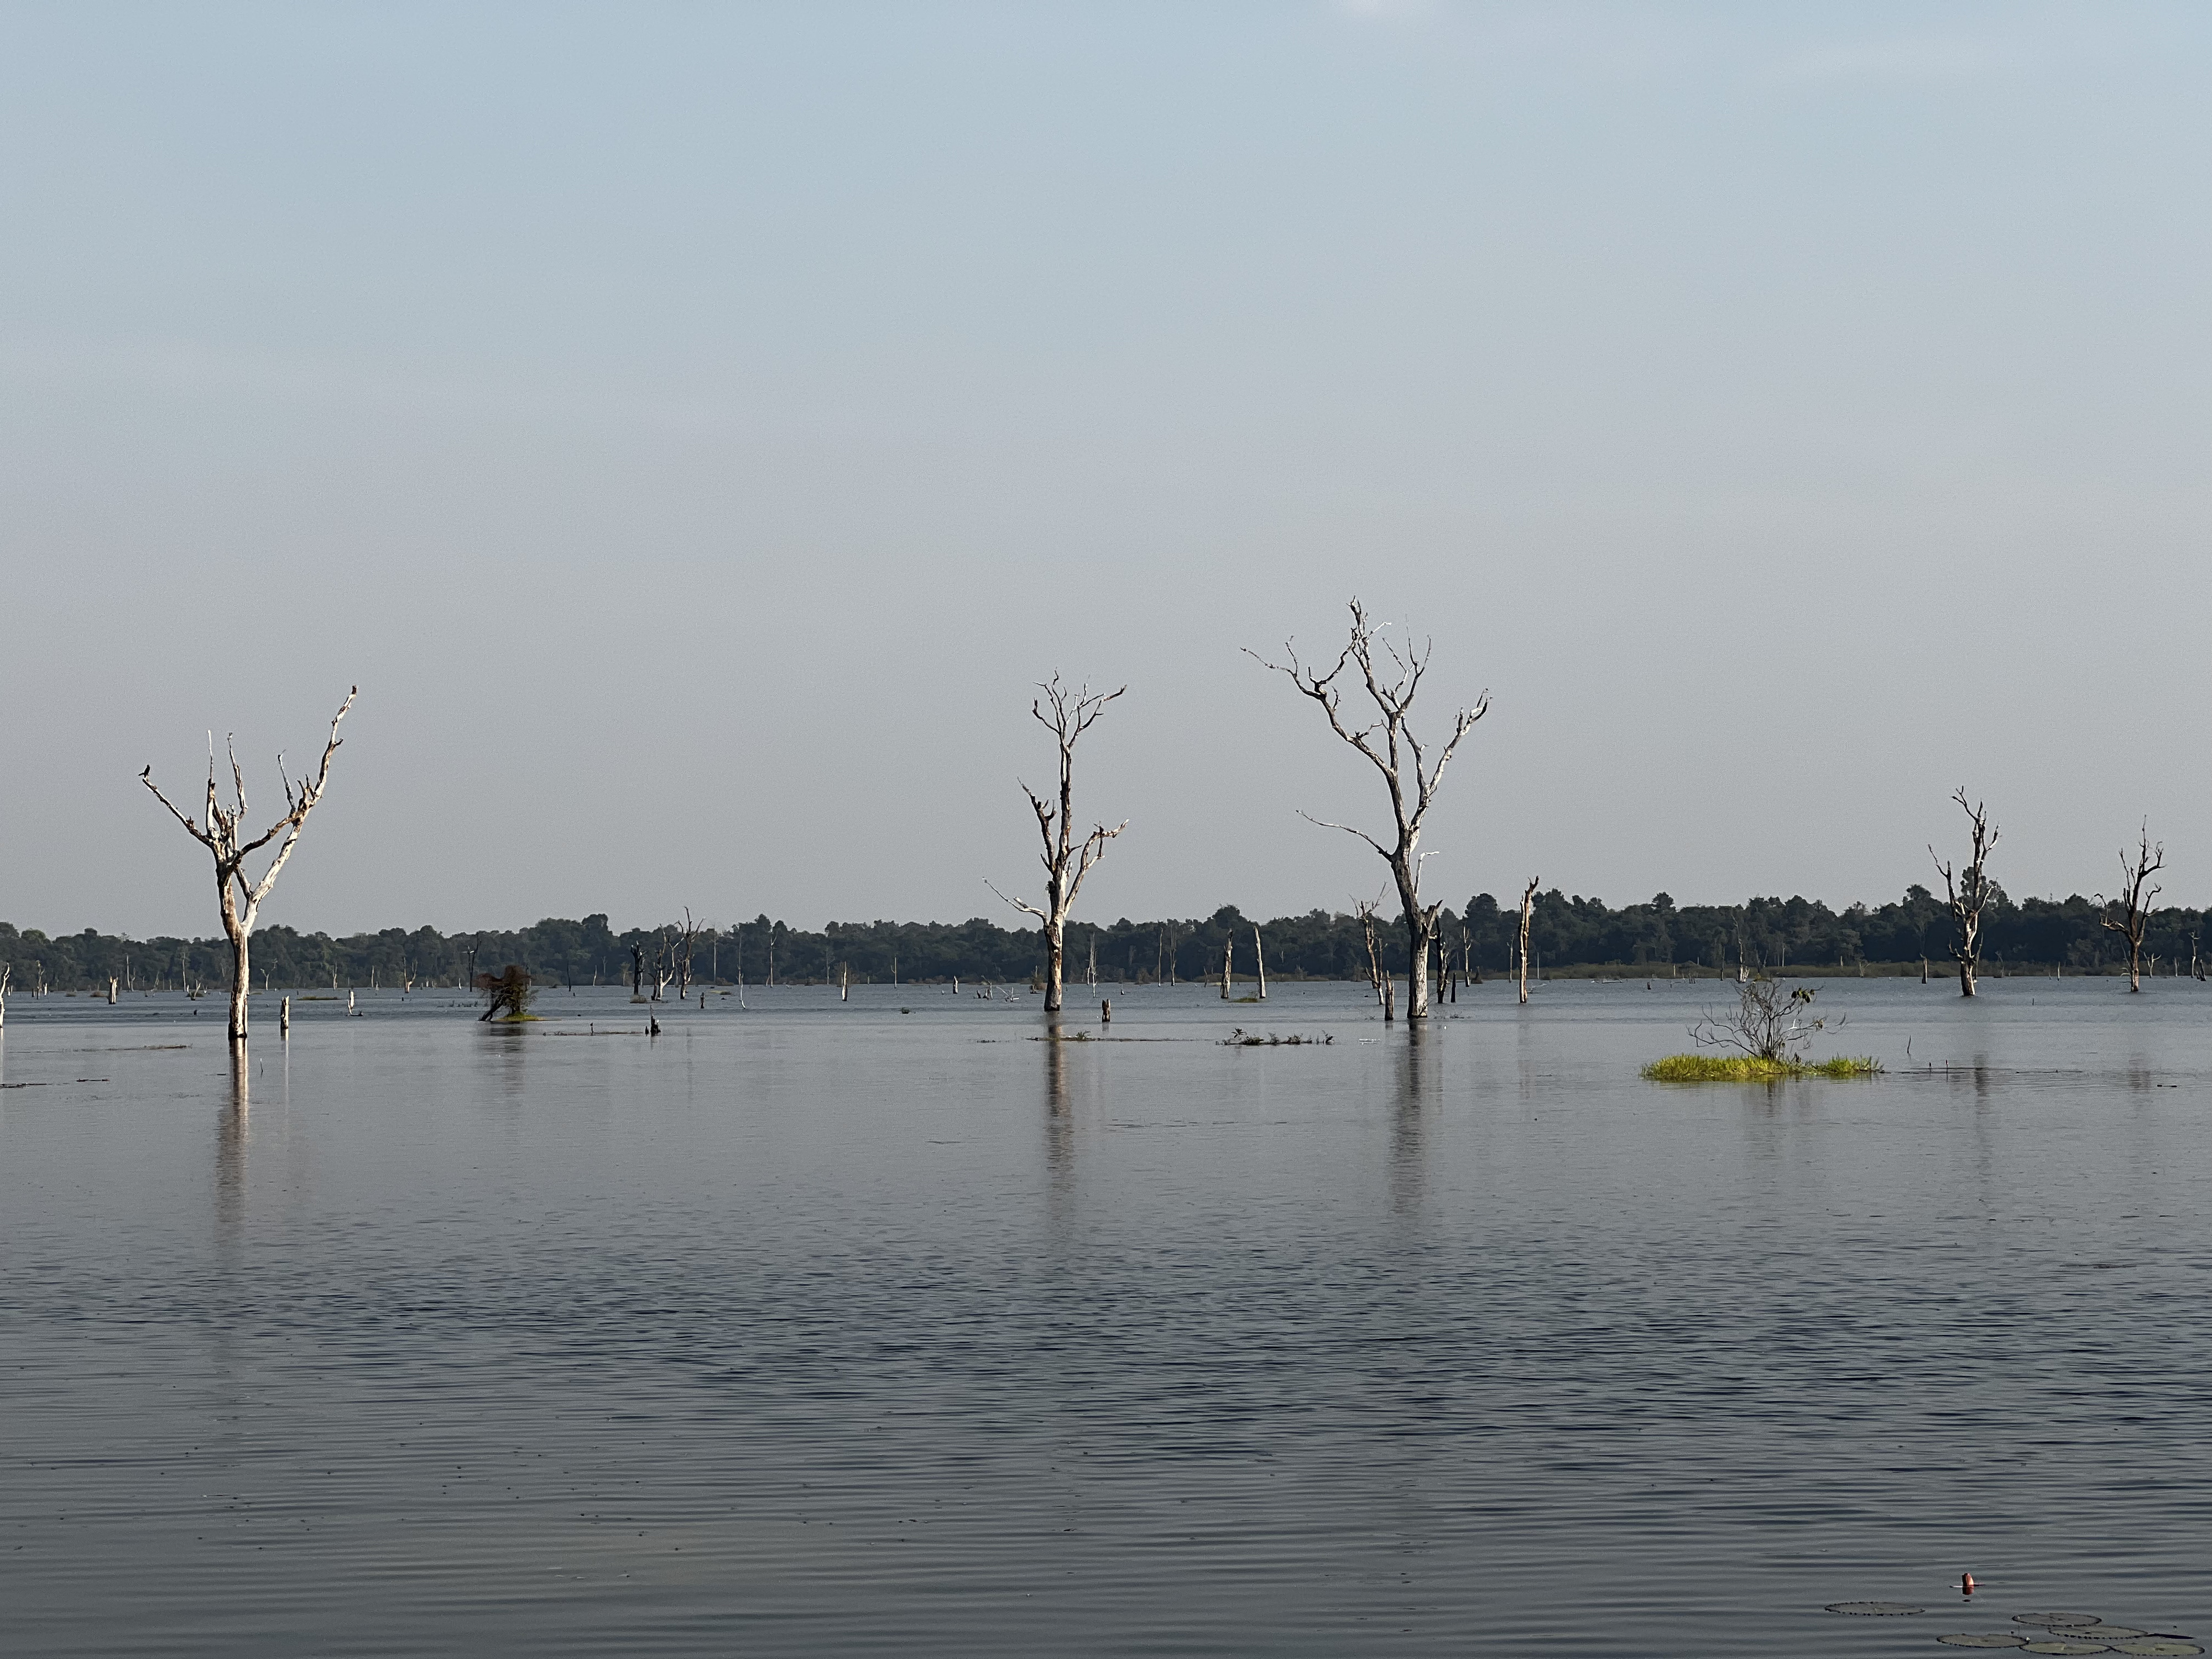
<box><xmin>2</xmin><ymin>884</ymin><xmax>2205</xmax><ymax>993</ymax></box>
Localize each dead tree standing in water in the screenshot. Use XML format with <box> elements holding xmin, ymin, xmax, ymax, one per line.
<box><xmin>1357</xmin><ymin>897</ymin><xmax>1394</xmax><ymax>1021</ymax></box>
<box><xmin>1929</xmin><ymin>788</ymin><xmax>1998</xmax><ymax>998</ymax></box>
<box><xmin>988</xmin><ymin>675</ymin><xmax>1127</xmax><ymax>1014</ymax></box>
<box><xmin>1516</xmin><ymin>878</ymin><xmax>1539</xmax><ymax>1005</ymax></box>
<box><xmin>1251</xmin><ymin>601</ymin><xmax>1486</xmax><ymax>1021</ymax></box>
<box><xmin>143</xmin><ymin>688</ymin><xmax>356</xmax><ymax>1043</ymax></box>
<box><xmin>672</xmin><ymin>909</ymin><xmax>703</xmax><ymax>999</ymax></box>
<box><xmin>2098</xmin><ymin>823</ymin><xmax>2164</xmax><ymax>992</ymax></box>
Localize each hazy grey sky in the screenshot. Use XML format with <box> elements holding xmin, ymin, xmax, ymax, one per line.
<box><xmin>2</xmin><ymin>1</ymin><xmax>2205</xmax><ymax>939</ymax></box>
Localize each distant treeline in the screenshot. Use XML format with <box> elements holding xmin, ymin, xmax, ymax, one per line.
<box><xmin>3</xmin><ymin>885</ymin><xmax>2206</xmax><ymax>993</ymax></box>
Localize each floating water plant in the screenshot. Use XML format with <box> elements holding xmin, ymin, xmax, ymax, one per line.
<box><xmin>1825</xmin><ymin>1603</ymin><xmax>2195</xmax><ymax>1657</ymax></box>
<box><xmin>1828</xmin><ymin>1601</ymin><xmax>1927</xmax><ymax>1615</ymax></box>
<box><xmin>1221</xmin><ymin>1029</ymin><xmax>1333</xmax><ymax>1047</ymax></box>
<box><xmin>1644</xmin><ymin>1053</ymin><xmax>1880</xmax><ymax>1082</ymax></box>
<box><xmin>1934</xmin><ymin>1619</ymin><xmax>2200</xmax><ymax>1657</ymax></box>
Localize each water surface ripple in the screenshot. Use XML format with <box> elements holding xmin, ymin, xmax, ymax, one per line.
<box><xmin>1</xmin><ymin>978</ymin><xmax>2204</xmax><ymax>1654</ymax></box>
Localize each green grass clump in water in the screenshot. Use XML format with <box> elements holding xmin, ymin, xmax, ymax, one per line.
<box><xmin>1805</xmin><ymin>1055</ymin><xmax>1880</xmax><ymax>1078</ymax></box>
<box><xmin>1642</xmin><ymin>1053</ymin><xmax>1880</xmax><ymax>1082</ymax></box>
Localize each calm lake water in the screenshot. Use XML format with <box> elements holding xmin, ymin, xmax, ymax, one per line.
<box><xmin>1</xmin><ymin>976</ymin><xmax>2205</xmax><ymax>1656</ymax></box>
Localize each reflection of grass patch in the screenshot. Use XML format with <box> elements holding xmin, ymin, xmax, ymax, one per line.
<box><xmin>492</xmin><ymin>1013</ymin><xmax>541</xmax><ymax>1023</ymax></box>
<box><xmin>1643</xmin><ymin>1053</ymin><xmax>1880</xmax><ymax>1082</ymax></box>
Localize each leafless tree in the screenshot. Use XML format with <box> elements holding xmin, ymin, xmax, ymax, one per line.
<box><xmin>143</xmin><ymin>688</ymin><xmax>356</xmax><ymax>1042</ymax></box>
<box><xmin>1929</xmin><ymin>788</ymin><xmax>1998</xmax><ymax>998</ymax></box>
<box><xmin>0</xmin><ymin>962</ymin><xmax>9</xmax><ymax>1030</ymax></box>
<box><xmin>672</xmin><ymin>909</ymin><xmax>703</xmax><ymax>998</ymax></box>
<box><xmin>648</xmin><ymin>927</ymin><xmax>680</xmax><ymax>1001</ymax></box>
<box><xmin>1516</xmin><ymin>877</ymin><xmax>1539</xmax><ymax>1005</ymax></box>
<box><xmin>1355</xmin><ymin>896</ymin><xmax>1394</xmax><ymax>1020</ymax></box>
<box><xmin>1693</xmin><ymin>975</ymin><xmax>1825</xmax><ymax>1065</ymax></box>
<box><xmin>988</xmin><ymin>675</ymin><xmax>1127</xmax><ymax>1014</ymax></box>
<box><xmin>2098</xmin><ymin>823</ymin><xmax>2165</xmax><ymax>992</ymax></box>
<box><xmin>1250</xmin><ymin>601</ymin><xmax>1486</xmax><ymax>1020</ymax></box>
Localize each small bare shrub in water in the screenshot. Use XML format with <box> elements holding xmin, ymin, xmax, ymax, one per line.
<box><xmin>1698</xmin><ymin>974</ymin><xmax>1825</xmax><ymax>1064</ymax></box>
<box><xmin>1641</xmin><ymin>976</ymin><xmax>1878</xmax><ymax>1081</ymax></box>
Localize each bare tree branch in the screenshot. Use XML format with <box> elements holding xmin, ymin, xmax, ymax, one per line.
<box><xmin>985</xmin><ymin>878</ymin><xmax>1050</xmax><ymax>925</ymax></box>
<box><xmin>1295</xmin><ymin>810</ymin><xmax>1389</xmax><ymax>857</ymax></box>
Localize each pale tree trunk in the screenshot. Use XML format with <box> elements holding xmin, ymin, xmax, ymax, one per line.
<box><xmin>1517</xmin><ymin>878</ymin><xmax>1538</xmax><ymax>1005</ymax></box>
<box><xmin>1253</xmin><ymin>926</ymin><xmax>1266</xmax><ymax>1000</ymax></box>
<box><xmin>1358</xmin><ymin>902</ymin><xmax>1384</xmax><ymax>1008</ymax></box>
<box><xmin>227</xmin><ymin>922</ymin><xmax>253</xmax><ymax>1038</ymax></box>
<box><xmin>218</xmin><ymin>862</ymin><xmax>260</xmax><ymax>1041</ymax></box>
<box><xmin>1251</xmin><ymin>600</ymin><xmax>1486</xmax><ymax>1024</ymax></box>
<box><xmin>1389</xmin><ymin>855</ymin><xmax>1433</xmax><ymax>1021</ymax></box>
<box><xmin>1044</xmin><ymin>914</ymin><xmax>1066</xmax><ymax>1009</ymax></box>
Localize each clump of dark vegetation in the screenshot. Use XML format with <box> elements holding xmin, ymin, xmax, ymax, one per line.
<box><xmin>1643</xmin><ymin>975</ymin><xmax>1877</xmax><ymax>1082</ymax></box>
<box><xmin>1221</xmin><ymin>1028</ymin><xmax>1334</xmax><ymax>1047</ymax></box>
<box><xmin>474</xmin><ymin>964</ymin><xmax>538</xmax><ymax>1022</ymax></box>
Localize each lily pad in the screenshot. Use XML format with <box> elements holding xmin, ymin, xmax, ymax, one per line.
<box><xmin>2017</xmin><ymin>1617</ymin><xmax>2107</xmax><ymax>1630</ymax></box>
<box><xmin>2082</xmin><ymin>1634</ymin><xmax>2147</xmax><ymax>1644</ymax></box>
<box><xmin>2020</xmin><ymin>1644</ymin><xmax>2111</xmax><ymax>1656</ymax></box>
<box><xmin>2111</xmin><ymin>1645</ymin><xmax>2204</xmax><ymax>1657</ymax></box>
<box><xmin>1830</xmin><ymin>1602</ymin><xmax>1927</xmax><ymax>1615</ymax></box>
<box><xmin>1940</xmin><ymin>1637</ymin><xmax>2030</xmax><ymax>1649</ymax></box>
